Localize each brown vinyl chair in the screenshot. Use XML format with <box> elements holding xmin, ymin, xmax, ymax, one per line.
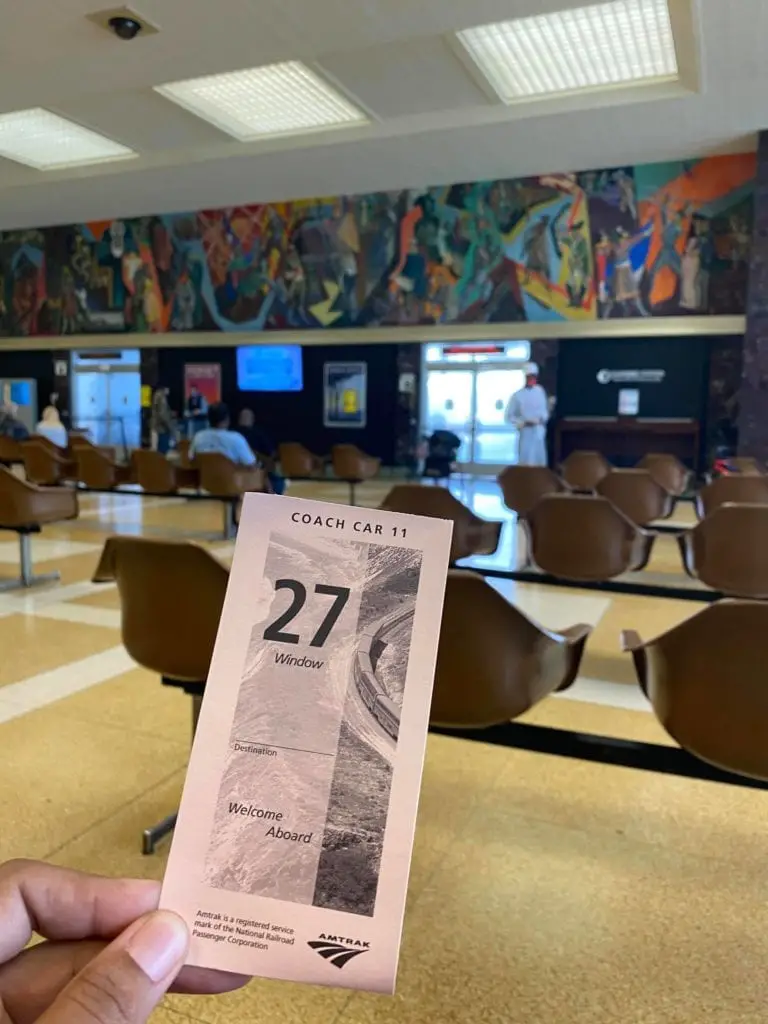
<box><xmin>75</xmin><ymin>447</ymin><xmax>134</xmax><ymax>489</ymax></box>
<box><xmin>133</xmin><ymin>449</ymin><xmax>199</xmax><ymax>494</ymax></box>
<box><xmin>623</xmin><ymin>600</ymin><xmax>768</xmax><ymax>780</ymax></box>
<box><xmin>678</xmin><ymin>503</ymin><xmax>768</xmax><ymax>598</ymax></box>
<box><xmin>560</xmin><ymin>450</ymin><xmax>611</xmax><ymax>491</ymax></box>
<box><xmin>194</xmin><ymin>452</ymin><xmax>266</xmax><ymax>497</ymax></box>
<box><xmin>497</xmin><ymin>465</ymin><xmax>567</xmax><ymax>519</ymax></box>
<box><xmin>332</xmin><ymin>444</ymin><xmax>381</xmax><ymax>480</ymax></box>
<box><xmin>69</xmin><ymin>434</ymin><xmax>117</xmax><ymax>463</ymax></box>
<box><xmin>0</xmin><ymin>436</ymin><xmax>24</xmax><ymax>466</ymax></box>
<box><xmin>379</xmin><ymin>484</ymin><xmax>502</xmax><ymax>563</ymax></box>
<box><xmin>278</xmin><ymin>442</ymin><xmax>325</xmax><ymax>479</ymax></box>
<box><xmin>93</xmin><ymin>536</ymin><xmax>229</xmax><ymax>851</ymax></box>
<box><xmin>526</xmin><ymin>493</ymin><xmax>655</xmax><ymax>581</ymax></box>
<box><xmin>696</xmin><ymin>475</ymin><xmax>768</xmax><ymax>519</ymax></box>
<box><xmin>637</xmin><ymin>453</ymin><xmax>691</xmax><ymax>497</ymax></box>
<box><xmin>0</xmin><ymin>465</ymin><xmax>79</xmax><ymax>591</ymax></box>
<box><xmin>176</xmin><ymin>438</ymin><xmax>192</xmax><ymax>468</ymax></box>
<box><xmin>22</xmin><ymin>439</ymin><xmax>76</xmax><ymax>486</ymax></box>
<box><xmin>430</xmin><ymin>570</ymin><xmax>591</xmax><ymax>726</ymax></box>
<box><xmin>195</xmin><ymin>452</ymin><xmax>268</xmax><ymax>538</ymax></box>
<box><xmin>597</xmin><ymin>468</ymin><xmax>675</xmax><ymax>525</ymax></box>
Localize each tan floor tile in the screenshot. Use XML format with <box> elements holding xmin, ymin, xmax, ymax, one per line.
<box><xmin>48</xmin><ymin>772</ymin><xmax>185</xmax><ymax>879</ymax></box>
<box><xmin>0</xmin><ymin>703</ymin><xmax>187</xmax><ymax>862</ymax></box>
<box><xmin>450</xmin><ymin>699</ymin><xmax>768</xmax><ymax>876</ymax></box>
<box><xmin>0</xmin><ymin>615</ymin><xmax>120</xmax><ymax>687</ymax></box>
<box><xmin>52</xmin><ymin>667</ymin><xmax>193</xmax><ymax>744</ymax></box>
<box><xmin>341</xmin><ymin>805</ymin><xmax>768</xmax><ymax>1024</ymax></box>
<box><xmin>580</xmin><ymin>594</ymin><xmax>700</xmax><ymax>684</ymax></box>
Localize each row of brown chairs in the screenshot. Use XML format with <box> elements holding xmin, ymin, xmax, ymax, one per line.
<box><xmin>499</xmin><ymin>464</ymin><xmax>676</xmax><ymax>527</ymax></box>
<box><xmin>278</xmin><ymin>442</ymin><xmax>381</xmax><ymax>485</ymax></box>
<box><xmin>521</xmin><ymin>492</ymin><xmax>768</xmax><ymax>598</ymax></box>
<box><xmin>94</xmin><ymin>537</ymin><xmax>768</xmax><ymax>853</ymax></box>
<box><xmin>501</xmin><ymin>462</ymin><xmax>768</xmax><ymax>527</ymax></box>
<box><xmin>559</xmin><ymin>450</ymin><xmax>692</xmax><ymax>496</ymax></box>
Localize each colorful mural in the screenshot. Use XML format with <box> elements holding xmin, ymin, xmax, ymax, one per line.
<box><xmin>0</xmin><ymin>153</ymin><xmax>755</xmax><ymax>338</ymax></box>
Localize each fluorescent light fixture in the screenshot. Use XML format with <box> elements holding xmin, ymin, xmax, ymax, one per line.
<box><xmin>0</xmin><ymin>108</ymin><xmax>135</xmax><ymax>170</ymax></box>
<box><xmin>155</xmin><ymin>61</ymin><xmax>368</xmax><ymax>141</ymax></box>
<box><xmin>456</xmin><ymin>0</ymin><xmax>678</xmax><ymax>103</ymax></box>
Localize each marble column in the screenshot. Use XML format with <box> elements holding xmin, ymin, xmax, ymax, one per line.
<box><xmin>737</xmin><ymin>130</ymin><xmax>768</xmax><ymax>462</ymax></box>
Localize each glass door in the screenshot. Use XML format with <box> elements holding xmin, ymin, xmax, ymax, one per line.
<box><xmin>473</xmin><ymin>368</ymin><xmax>525</xmax><ymax>470</ymax></box>
<box><xmin>423</xmin><ymin>366</ymin><xmax>525</xmax><ymax>473</ymax></box>
<box><xmin>424</xmin><ymin>370</ymin><xmax>474</xmax><ymax>464</ymax></box>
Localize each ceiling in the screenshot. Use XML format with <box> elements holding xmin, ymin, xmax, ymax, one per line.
<box><xmin>0</xmin><ymin>0</ymin><xmax>762</xmax><ymax>230</ymax></box>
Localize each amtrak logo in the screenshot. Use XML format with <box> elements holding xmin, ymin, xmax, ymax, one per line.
<box><xmin>308</xmin><ymin>933</ymin><xmax>371</xmax><ymax>969</ymax></box>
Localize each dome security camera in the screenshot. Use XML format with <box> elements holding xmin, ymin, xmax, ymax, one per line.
<box><xmin>108</xmin><ymin>15</ymin><xmax>143</xmax><ymax>39</ymax></box>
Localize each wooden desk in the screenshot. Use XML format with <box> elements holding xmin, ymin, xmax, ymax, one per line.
<box><xmin>555</xmin><ymin>417</ymin><xmax>701</xmax><ymax>472</ymax></box>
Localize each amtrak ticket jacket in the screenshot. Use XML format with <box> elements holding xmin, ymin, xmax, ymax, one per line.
<box><xmin>160</xmin><ymin>493</ymin><xmax>453</xmax><ymax>994</ymax></box>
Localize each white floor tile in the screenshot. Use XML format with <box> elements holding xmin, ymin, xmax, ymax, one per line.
<box><xmin>32</xmin><ymin>603</ymin><xmax>121</xmax><ymax>630</ymax></box>
<box><xmin>556</xmin><ymin>676</ymin><xmax>652</xmax><ymax>713</ymax></box>
<box><xmin>0</xmin><ymin>539</ymin><xmax>101</xmax><ymax>564</ymax></box>
<box><xmin>0</xmin><ymin>646</ymin><xmax>134</xmax><ymax>714</ymax></box>
<box><xmin>483</xmin><ymin>577</ymin><xmax>611</xmax><ymax>630</ymax></box>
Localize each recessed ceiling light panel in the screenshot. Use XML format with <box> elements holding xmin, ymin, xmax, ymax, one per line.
<box><xmin>456</xmin><ymin>0</ymin><xmax>678</xmax><ymax>103</ymax></box>
<box><xmin>155</xmin><ymin>61</ymin><xmax>369</xmax><ymax>141</ymax></box>
<box><xmin>0</xmin><ymin>108</ymin><xmax>136</xmax><ymax>170</ymax></box>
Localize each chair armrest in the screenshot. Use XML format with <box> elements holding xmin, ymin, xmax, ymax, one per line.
<box><xmin>621</xmin><ymin>629</ymin><xmax>644</xmax><ymax>652</ymax></box>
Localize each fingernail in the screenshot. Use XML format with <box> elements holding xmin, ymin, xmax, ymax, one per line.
<box><xmin>127</xmin><ymin>911</ymin><xmax>189</xmax><ymax>983</ymax></box>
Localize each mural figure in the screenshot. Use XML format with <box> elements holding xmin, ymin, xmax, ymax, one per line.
<box><xmin>0</xmin><ymin>153</ymin><xmax>755</xmax><ymax>336</ymax></box>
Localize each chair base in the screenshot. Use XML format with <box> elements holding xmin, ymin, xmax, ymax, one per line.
<box><xmin>0</xmin><ymin>533</ymin><xmax>60</xmax><ymax>592</ymax></box>
<box><xmin>142</xmin><ymin>812</ymin><xmax>178</xmax><ymax>855</ymax></box>
<box><xmin>429</xmin><ymin>721</ymin><xmax>768</xmax><ymax>791</ymax></box>
<box><xmin>142</xmin><ymin>691</ymin><xmax>203</xmax><ymax>855</ymax></box>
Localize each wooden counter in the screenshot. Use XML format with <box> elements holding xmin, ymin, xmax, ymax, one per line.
<box><xmin>554</xmin><ymin>417</ymin><xmax>701</xmax><ymax>471</ymax></box>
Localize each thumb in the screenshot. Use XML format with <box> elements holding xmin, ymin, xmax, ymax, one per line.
<box><xmin>39</xmin><ymin>911</ymin><xmax>189</xmax><ymax>1024</ymax></box>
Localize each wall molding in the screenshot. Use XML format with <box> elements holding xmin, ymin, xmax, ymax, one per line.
<box><xmin>0</xmin><ymin>316</ymin><xmax>745</xmax><ymax>352</ymax></box>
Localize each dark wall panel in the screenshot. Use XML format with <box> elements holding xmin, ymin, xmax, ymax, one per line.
<box><xmin>157</xmin><ymin>344</ymin><xmax>401</xmax><ymax>463</ymax></box>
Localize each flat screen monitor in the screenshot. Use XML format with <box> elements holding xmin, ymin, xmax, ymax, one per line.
<box><xmin>236</xmin><ymin>345</ymin><xmax>303</xmax><ymax>392</ymax></box>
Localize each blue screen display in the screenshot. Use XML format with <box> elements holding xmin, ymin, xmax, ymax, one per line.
<box><xmin>236</xmin><ymin>346</ymin><xmax>303</xmax><ymax>392</ymax></box>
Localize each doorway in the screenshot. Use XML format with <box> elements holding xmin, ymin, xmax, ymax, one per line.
<box><xmin>71</xmin><ymin>350</ymin><xmax>141</xmax><ymax>456</ymax></box>
<box><xmin>422</xmin><ymin>343</ymin><xmax>530</xmax><ymax>474</ymax></box>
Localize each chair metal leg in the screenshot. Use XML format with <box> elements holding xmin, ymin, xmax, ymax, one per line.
<box><xmin>142</xmin><ymin>813</ymin><xmax>178</xmax><ymax>855</ymax></box>
<box><xmin>222</xmin><ymin>501</ymin><xmax>237</xmax><ymax>539</ymax></box>
<box><xmin>141</xmin><ymin>691</ymin><xmax>204</xmax><ymax>855</ymax></box>
<box><xmin>349</xmin><ymin>480</ymin><xmax>357</xmax><ymax>505</ymax></box>
<box><xmin>0</xmin><ymin>534</ymin><xmax>60</xmax><ymax>592</ymax></box>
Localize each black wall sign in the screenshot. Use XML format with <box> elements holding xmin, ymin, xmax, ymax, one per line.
<box><xmin>557</xmin><ymin>337</ymin><xmax>709</xmax><ymax>420</ymax></box>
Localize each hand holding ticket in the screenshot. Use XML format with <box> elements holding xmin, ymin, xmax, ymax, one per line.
<box><xmin>160</xmin><ymin>493</ymin><xmax>452</xmax><ymax>993</ymax></box>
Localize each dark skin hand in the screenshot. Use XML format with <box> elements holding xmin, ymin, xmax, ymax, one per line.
<box><xmin>0</xmin><ymin>860</ymin><xmax>249</xmax><ymax>1024</ymax></box>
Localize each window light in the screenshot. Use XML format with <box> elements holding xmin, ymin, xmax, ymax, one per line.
<box><xmin>0</xmin><ymin>108</ymin><xmax>135</xmax><ymax>170</ymax></box>
<box><xmin>154</xmin><ymin>61</ymin><xmax>368</xmax><ymax>141</ymax></box>
<box><xmin>456</xmin><ymin>0</ymin><xmax>678</xmax><ymax>103</ymax></box>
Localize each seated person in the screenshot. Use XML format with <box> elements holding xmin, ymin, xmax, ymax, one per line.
<box><xmin>35</xmin><ymin>405</ymin><xmax>68</xmax><ymax>447</ymax></box>
<box><xmin>190</xmin><ymin>402</ymin><xmax>256</xmax><ymax>466</ymax></box>
<box><xmin>0</xmin><ymin>402</ymin><xmax>30</xmax><ymax>440</ymax></box>
<box><xmin>237</xmin><ymin>408</ymin><xmax>285</xmax><ymax>495</ymax></box>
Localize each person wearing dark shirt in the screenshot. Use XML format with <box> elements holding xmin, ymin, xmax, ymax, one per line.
<box><xmin>184</xmin><ymin>385</ymin><xmax>208</xmax><ymax>438</ymax></box>
<box><xmin>237</xmin><ymin>408</ymin><xmax>285</xmax><ymax>495</ymax></box>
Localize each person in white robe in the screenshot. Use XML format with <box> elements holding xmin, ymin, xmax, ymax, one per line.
<box><xmin>505</xmin><ymin>362</ymin><xmax>549</xmax><ymax>466</ymax></box>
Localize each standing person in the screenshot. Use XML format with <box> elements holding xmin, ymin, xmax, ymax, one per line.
<box><xmin>506</xmin><ymin>363</ymin><xmax>549</xmax><ymax>466</ymax></box>
<box><xmin>184</xmin><ymin>384</ymin><xmax>208</xmax><ymax>439</ymax></box>
<box><xmin>35</xmin><ymin>404</ymin><xmax>68</xmax><ymax>447</ymax></box>
<box><xmin>150</xmin><ymin>386</ymin><xmax>174</xmax><ymax>455</ymax></box>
